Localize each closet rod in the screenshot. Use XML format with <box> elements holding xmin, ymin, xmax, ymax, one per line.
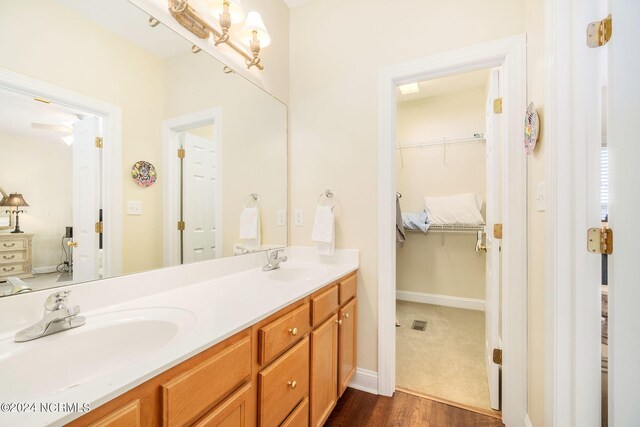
<box><xmin>396</xmin><ymin>134</ymin><xmax>485</xmax><ymax>150</ymax></box>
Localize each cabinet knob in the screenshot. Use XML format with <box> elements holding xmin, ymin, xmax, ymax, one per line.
<box><xmin>288</xmin><ymin>380</ymin><xmax>297</xmax><ymax>389</ymax></box>
<box><xmin>288</xmin><ymin>327</ymin><xmax>298</xmax><ymax>336</ymax></box>
<box><xmin>344</xmin><ymin>312</ymin><xmax>350</xmax><ymax>319</ymax></box>
<box><xmin>336</xmin><ymin>319</ymin><xmax>343</xmax><ymax>325</ymax></box>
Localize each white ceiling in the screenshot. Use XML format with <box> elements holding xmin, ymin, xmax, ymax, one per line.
<box><xmin>397</xmin><ymin>69</ymin><xmax>490</xmax><ymax>103</ymax></box>
<box><xmin>282</xmin><ymin>0</ymin><xmax>315</xmax><ymax>7</ymax></box>
<box><xmin>55</xmin><ymin>0</ymin><xmax>192</xmax><ymax>59</ymax></box>
<box><xmin>0</xmin><ymin>88</ymin><xmax>89</xmax><ymax>143</ymax></box>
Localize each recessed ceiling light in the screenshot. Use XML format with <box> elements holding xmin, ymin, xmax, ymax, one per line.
<box><xmin>398</xmin><ymin>83</ymin><xmax>420</xmax><ymax>95</ymax></box>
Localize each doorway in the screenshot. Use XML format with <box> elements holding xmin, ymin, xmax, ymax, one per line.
<box><xmin>162</xmin><ymin>108</ymin><xmax>222</xmax><ymax>267</ymax></box>
<box><xmin>377</xmin><ymin>35</ymin><xmax>528</xmax><ymax>426</ymax></box>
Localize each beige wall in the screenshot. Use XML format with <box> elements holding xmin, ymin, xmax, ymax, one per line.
<box><xmin>396</xmin><ymin>89</ymin><xmax>487</xmax><ymax>300</ymax></box>
<box><xmin>0</xmin><ymin>132</ymin><xmax>72</xmax><ymax>270</ymax></box>
<box><xmin>0</xmin><ymin>0</ymin><xmax>167</xmax><ymax>274</ymax></box>
<box><xmin>289</xmin><ymin>0</ymin><xmax>527</xmax><ymax>374</ymax></box>
<box><xmin>526</xmin><ymin>0</ymin><xmax>546</xmax><ymax>424</ymax></box>
<box><xmin>163</xmin><ymin>52</ymin><xmax>288</xmax><ymax>258</ymax></box>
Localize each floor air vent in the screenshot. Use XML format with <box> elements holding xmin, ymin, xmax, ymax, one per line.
<box><xmin>411</xmin><ymin>320</ymin><xmax>427</xmax><ymax>332</ymax></box>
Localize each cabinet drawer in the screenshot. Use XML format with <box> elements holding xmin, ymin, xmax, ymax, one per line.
<box><xmin>338</xmin><ymin>274</ymin><xmax>357</xmax><ymax>305</ymax></box>
<box><xmin>0</xmin><ymin>240</ymin><xmax>26</xmax><ymax>251</ymax></box>
<box><xmin>281</xmin><ymin>397</ymin><xmax>309</xmax><ymax>427</ymax></box>
<box><xmin>0</xmin><ymin>263</ymin><xmax>26</xmax><ymax>276</ymax></box>
<box><xmin>192</xmin><ymin>382</ymin><xmax>252</xmax><ymax>427</ymax></box>
<box><xmin>258</xmin><ymin>337</ymin><xmax>309</xmax><ymax>427</ymax></box>
<box><xmin>259</xmin><ymin>303</ymin><xmax>310</xmax><ymax>365</ymax></box>
<box><xmin>88</xmin><ymin>399</ymin><xmax>141</xmax><ymax>427</ymax></box>
<box><xmin>0</xmin><ymin>251</ymin><xmax>25</xmax><ymax>264</ymax></box>
<box><xmin>311</xmin><ymin>285</ymin><xmax>338</xmax><ymax>327</ymax></box>
<box><xmin>162</xmin><ymin>335</ymin><xmax>251</xmax><ymax>427</ymax></box>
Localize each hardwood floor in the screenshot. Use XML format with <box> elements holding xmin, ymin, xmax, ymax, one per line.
<box><xmin>325</xmin><ymin>389</ymin><xmax>505</xmax><ymax>427</ymax></box>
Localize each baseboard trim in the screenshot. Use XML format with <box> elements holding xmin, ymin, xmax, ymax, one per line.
<box><xmin>396</xmin><ymin>290</ymin><xmax>485</xmax><ymax>311</ymax></box>
<box><xmin>524</xmin><ymin>414</ymin><xmax>533</xmax><ymax>427</ymax></box>
<box><xmin>348</xmin><ymin>368</ymin><xmax>378</xmax><ymax>395</ymax></box>
<box><xmin>32</xmin><ymin>266</ymin><xmax>59</xmax><ymax>274</ymax></box>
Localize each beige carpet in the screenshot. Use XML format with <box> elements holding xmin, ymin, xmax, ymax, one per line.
<box><xmin>396</xmin><ymin>301</ymin><xmax>492</xmax><ymax>411</ymax></box>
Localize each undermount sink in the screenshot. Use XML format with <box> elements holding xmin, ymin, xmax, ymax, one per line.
<box><xmin>0</xmin><ymin>307</ymin><xmax>196</xmax><ymax>401</ymax></box>
<box><xmin>266</xmin><ymin>266</ymin><xmax>324</xmax><ymax>282</ymax></box>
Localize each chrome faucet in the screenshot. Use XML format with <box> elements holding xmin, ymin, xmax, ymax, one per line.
<box><xmin>14</xmin><ymin>290</ymin><xmax>85</xmax><ymax>342</ymax></box>
<box><xmin>262</xmin><ymin>249</ymin><xmax>288</xmax><ymax>271</ymax></box>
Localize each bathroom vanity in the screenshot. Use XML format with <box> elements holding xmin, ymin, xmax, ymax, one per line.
<box><xmin>0</xmin><ymin>248</ymin><xmax>358</xmax><ymax>427</ymax></box>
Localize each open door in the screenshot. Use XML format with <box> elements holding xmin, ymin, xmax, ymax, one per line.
<box><xmin>608</xmin><ymin>1</ymin><xmax>640</xmax><ymax>423</ymax></box>
<box><xmin>72</xmin><ymin>116</ymin><xmax>100</xmax><ymax>283</ymax></box>
<box><xmin>182</xmin><ymin>132</ymin><xmax>220</xmax><ymax>264</ymax></box>
<box><xmin>484</xmin><ymin>67</ymin><xmax>502</xmax><ymax>411</ymax></box>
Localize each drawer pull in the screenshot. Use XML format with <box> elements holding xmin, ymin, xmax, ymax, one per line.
<box><xmin>3</xmin><ymin>255</ymin><xmax>15</xmax><ymax>260</ymax></box>
<box><xmin>344</xmin><ymin>312</ymin><xmax>350</xmax><ymax>319</ymax></box>
<box><xmin>288</xmin><ymin>380</ymin><xmax>297</xmax><ymax>389</ymax></box>
<box><xmin>3</xmin><ymin>243</ymin><xmax>15</xmax><ymax>248</ymax></box>
<box><xmin>336</xmin><ymin>319</ymin><xmax>343</xmax><ymax>325</ymax></box>
<box><xmin>288</xmin><ymin>327</ymin><xmax>298</xmax><ymax>336</ymax></box>
<box><xmin>3</xmin><ymin>266</ymin><xmax>15</xmax><ymax>272</ymax></box>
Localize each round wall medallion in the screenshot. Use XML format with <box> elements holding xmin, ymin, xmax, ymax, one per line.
<box><xmin>524</xmin><ymin>102</ymin><xmax>540</xmax><ymax>154</ymax></box>
<box><xmin>131</xmin><ymin>161</ymin><xmax>157</xmax><ymax>187</ymax></box>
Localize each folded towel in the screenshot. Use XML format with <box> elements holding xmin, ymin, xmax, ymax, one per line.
<box><xmin>239</xmin><ymin>207</ymin><xmax>261</xmax><ymax>250</ymax></box>
<box><xmin>311</xmin><ymin>205</ymin><xmax>335</xmax><ymax>255</ymax></box>
<box><xmin>396</xmin><ymin>196</ymin><xmax>406</xmax><ymax>244</ymax></box>
<box><xmin>402</xmin><ymin>211</ymin><xmax>430</xmax><ymax>233</ymax></box>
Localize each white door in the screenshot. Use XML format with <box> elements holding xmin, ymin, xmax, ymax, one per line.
<box><xmin>182</xmin><ymin>132</ymin><xmax>220</xmax><ymax>263</ymax></box>
<box><xmin>72</xmin><ymin>116</ymin><xmax>100</xmax><ymax>283</ymax></box>
<box><xmin>608</xmin><ymin>1</ymin><xmax>640</xmax><ymax>423</ymax></box>
<box><xmin>484</xmin><ymin>68</ymin><xmax>502</xmax><ymax>411</ymax></box>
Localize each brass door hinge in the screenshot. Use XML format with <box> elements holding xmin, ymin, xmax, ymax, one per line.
<box><xmin>177</xmin><ymin>148</ymin><xmax>185</xmax><ymax>159</ymax></box>
<box><xmin>95</xmin><ymin>221</ymin><xmax>103</xmax><ymax>234</ymax></box>
<box><xmin>587</xmin><ymin>14</ymin><xmax>612</xmax><ymax>48</ymax></box>
<box><xmin>493</xmin><ymin>223</ymin><xmax>503</xmax><ymax>239</ymax></box>
<box><xmin>95</xmin><ymin>137</ymin><xmax>103</xmax><ymax>148</ymax></box>
<box><xmin>493</xmin><ymin>348</ymin><xmax>502</xmax><ymax>365</ymax></box>
<box><xmin>588</xmin><ymin>225</ymin><xmax>613</xmax><ymax>254</ymax></box>
<box><xmin>177</xmin><ymin>221</ymin><xmax>185</xmax><ymax>231</ymax></box>
<box><xmin>493</xmin><ymin>98</ymin><xmax>503</xmax><ymax>114</ymax></box>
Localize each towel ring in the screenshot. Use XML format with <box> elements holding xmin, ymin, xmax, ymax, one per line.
<box><xmin>243</xmin><ymin>193</ymin><xmax>259</xmax><ymax>208</ymax></box>
<box><xmin>317</xmin><ymin>189</ymin><xmax>335</xmax><ymax>209</ymax></box>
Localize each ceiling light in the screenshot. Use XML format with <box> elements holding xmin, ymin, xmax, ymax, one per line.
<box><xmin>62</xmin><ymin>135</ymin><xmax>74</xmax><ymax>146</ymax></box>
<box><xmin>399</xmin><ymin>83</ymin><xmax>420</xmax><ymax>95</ymax></box>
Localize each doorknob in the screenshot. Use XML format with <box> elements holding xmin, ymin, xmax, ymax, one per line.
<box><xmin>67</xmin><ymin>241</ymin><xmax>78</xmax><ymax>248</ymax></box>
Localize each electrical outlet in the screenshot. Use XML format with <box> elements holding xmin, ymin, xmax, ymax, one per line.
<box><xmin>294</xmin><ymin>209</ymin><xmax>304</xmax><ymax>226</ymax></box>
<box><xmin>277</xmin><ymin>209</ymin><xmax>287</xmax><ymax>226</ymax></box>
<box><xmin>127</xmin><ymin>201</ymin><xmax>142</xmax><ymax>215</ymax></box>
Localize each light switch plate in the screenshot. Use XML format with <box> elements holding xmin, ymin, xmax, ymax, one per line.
<box><xmin>537</xmin><ymin>182</ymin><xmax>546</xmax><ymax>212</ymax></box>
<box><xmin>277</xmin><ymin>209</ymin><xmax>287</xmax><ymax>226</ymax></box>
<box><xmin>127</xmin><ymin>201</ymin><xmax>142</xmax><ymax>215</ymax></box>
<box><xmin>294</xmin><ymin>209</ymin><xmax>304</xmax><ymax>227</ymax></box>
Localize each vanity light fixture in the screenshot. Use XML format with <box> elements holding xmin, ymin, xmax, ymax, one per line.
<box><xmin>167</xmin><ymin>0</ymin><xmax>269</xmax><ymax>70</ymax></box>
<box><xmin>210</xmin><ymin>0</ymin><xmax>245</xmax><ymax>46</ymax></box>
<box><xmin>1</xmin><ymin>193</ymin><xmax>29</xmax><ymax>234</ymax></box>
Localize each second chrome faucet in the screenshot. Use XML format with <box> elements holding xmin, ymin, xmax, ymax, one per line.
<box><xmin>262</xmin><ymin>248</ymin><xmax>288</xmax><ymax>271</ymax></box>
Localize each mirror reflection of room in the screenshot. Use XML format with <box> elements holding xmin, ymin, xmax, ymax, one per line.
<box><xmin>0</xmin><ymin>0</ymin><xmax>287</xmax><ymax>297</ymax></box>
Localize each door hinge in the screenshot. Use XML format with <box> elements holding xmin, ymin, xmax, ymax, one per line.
<box><xmin>95</xmin><ymin>221</ymin><xmax>103</xmax><ymax>234</ymax></box>
<box><xmin>177</xmin><ymin>148</ymin><xmax>185</xmax><ymax>159</ymax></box>
<box><xmin>492</xmin><ymin>348</ymin><xmax>502</xmax><ymax>365</ymax></box>
<box><xmin>587</xmin><ymin>14</ymin><xmax>612</xmax><ymax>48</ymax></box>
<box><xmin>587</xmin><ymin>225</ymin><xmax>613</xmax><ymax>255</ymax></box>
<box><xmin>493</xmin><ymin>223</ymin><xmax>503</xmax><ymax>239</ymax></box>
<box><xmin>493</xmin><ymin>98</ymin><xmax>503</xmax><ymax>114</ymax></box>
<box><xmin>177</xmin><ymin>221</ymin><xmax>185</xmax><ymax>231</ymax></box>
<box><xmin>95</xmin><ymin>137</ymin><xmax>103</xmax><ymax>148</ymax></box>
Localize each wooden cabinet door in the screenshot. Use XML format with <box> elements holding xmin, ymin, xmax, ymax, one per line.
<box><xmin>310</xmin><ymin>313</ymin><xmax>338</xmax><ymax>427</ymax></box>
<box><xmin>338</xmin><ymin>298</ymin><xmax>357</xmax><ymax>397</ymax></box>
<box><xmin>88</xmin><ymin>400</ymin><xmax>141</xmax><ymax>427</ymax></box>
<box><xmin>192</xmin><ymin>383</ymin><xmax>253</xmax><ymax>427</ymax></box>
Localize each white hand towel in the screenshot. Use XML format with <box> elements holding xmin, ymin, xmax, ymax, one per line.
<box><xmin>239</xmin><ymin>207</ymin><xmax>261</xmax><ymax>250</ymax></box>
<box><xmin>311</xmin><ymin>205</ymin><xmax>335</xmax><ymax>256</ymax></box>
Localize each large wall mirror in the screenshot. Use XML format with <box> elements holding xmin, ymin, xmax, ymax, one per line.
<box><xmin>0</xmin><ymin>0</ymin><xmax>287</xmax><ymax>297</ymax></box>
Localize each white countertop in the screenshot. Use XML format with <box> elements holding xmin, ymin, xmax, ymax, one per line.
<box><xmin>0</xmin><ymin>247</ymin><xmax>359</xmax><ymax>426</ymax></box>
